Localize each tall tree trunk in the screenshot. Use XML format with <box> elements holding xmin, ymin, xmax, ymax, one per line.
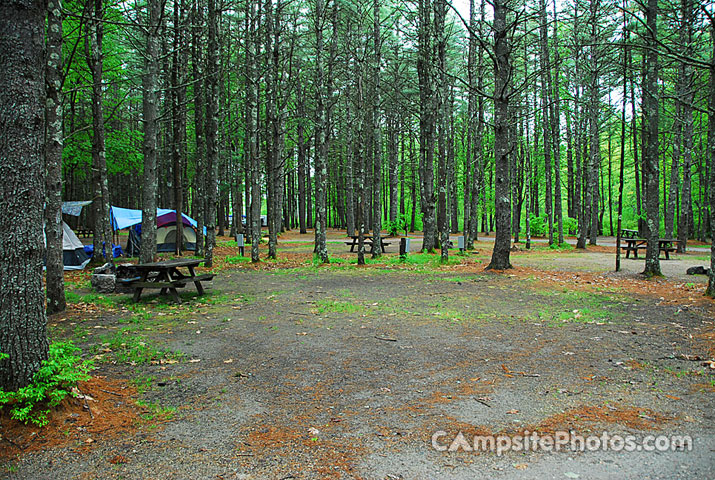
<box><xmin>192</xmin><ymin>0</ymin><xmax>205</xmax><ymax>256</ymax></box>
<box><xmin>247</xmin><ymin>0</ymin><xmax>260</xmax><ymax>262</ymax></box>
<box><xmin>172</xmin><ymin>0</ymin><xmax>186</xmax><ymax>255</ymax></box>
<box><xmin>204</xmin><ymin>0</ymin><xmax>220</xmax><ymax>268</ymax></box>
<box><xmin>371</xmin><ymin>0</ymin><xmax>383</xmax><ymax>258</ymax></box>
<box><xmin>297</xmin><ymin>90</ymin><xmax>308</xmax><ymax>234</ymax></box>
<box><xmin>86</xmin><ymin>0</ymin><xmax>113</xmax><ymax>265</ymax></box>
<box><xmin>486</xmin><ymin>0</ymin><xmax>512</xmax><ymax>270</ymax></box>
<box><xmin>677</xmin><ymin>0</ymin><xmax>694</xmax><ymax>253</ymax></box>
<box><xmin>587</xmin><ymin>0</ymin><xmax>600</xmax><ymax>246</ymax></box>
<box><xmin>642</xmin><ymin>0</ymin><xmax>661</xmax><ymax>276</ymax></box>
<box><xmin>706</xmin><ymin>17</ymin><xmax>715</xmax><ymax>297</ymax></box>
<box><xmin>345</xmin><ymin>103</ymin><xmax>356</xmax><ymax>236</ymax></box>
<box><xmin>417</xmin><ymin>0</ymin><xmax>437</xmax><ymax>252</ymax></box>
<box><xmin>313</xmin><ymin>0</ymin><xmax>329</xmax><ymax>263</ymax></box>
<box><xmin>551</xmin><ymin>1</ymin><xmax>564</xmax><ymax>244</ymax></box>
<box><xmin>616</xmin><ymin>9</ymin><xmax>628</xmax><ymax>272</ymax></box>
<box><xmin>266</xmin><ymin>0</ymin><xmax>280</xmax><ymax>260</ymax></box>
<box><xmin>141</xmin><ymin>0</ymin><xmax>161</xmax><ymax>264</ymax></box>
<box><xmin>45</xmin><ymin>0</ymin><xmax>66</xmax><ymax>314</ymax></box>
<box><xmin>0</xmin><ymin>0</ymin><xmax>49</xmax><ymax>390</ymax></box>
<box><xmin>539</xmin><ymin>0</ymin><xmax>554</xmax><ymax>245</ymax></box>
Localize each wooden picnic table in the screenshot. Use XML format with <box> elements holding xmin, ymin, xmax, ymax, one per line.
<box><xmin>620</xmin><ymin>238</ymin><xmax>681</xmax><ymax>260</ymax></box>
<box><xmin>345</xmin><ymin>235</ymin><xmax>392</xmax><ymax>253</ymax></box>
<box><xmin>123</xmin><ymin>258</ymin><xmax>214</xmax><ymax>303</ymax></box>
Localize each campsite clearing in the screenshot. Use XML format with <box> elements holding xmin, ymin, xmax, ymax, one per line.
<box><xmin>4</xmin><ymin>232</ymin><xmax>714</xmax><ymax>479</ymax></box>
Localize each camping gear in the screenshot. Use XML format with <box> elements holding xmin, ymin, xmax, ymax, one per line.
<box><xmin>111</xmin><ymin>206</ymin><xmax>200</xmax><ymax>256</ymax></box>
<box><xmin>45</xmin><ymin>221</ymin><xmax>91</xmax><ymax>271</ymax></box>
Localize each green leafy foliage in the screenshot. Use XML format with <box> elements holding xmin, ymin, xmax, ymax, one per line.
<box><xmin>384</xmin><ymin>214</ymin><xmax>410</xmax><ymax>236</ymax></box>
<box><xmin>529</xmin><ymin>215</ymin><xmax>578</xmax><ymax>236</ymax></box>
<box><xmin>529</xmin><ymin>214</ymin><xmax>548</xmax><ymax>237</ymax></box>
<box><xmin>0</xmin><ymin>342</ymin><xmax>94</xmax><ymax>427</ymax></box>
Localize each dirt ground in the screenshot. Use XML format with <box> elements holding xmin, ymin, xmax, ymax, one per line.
<box><xmin>2</xmin><ymin>230</ymin><xmax>714</xmax><ymax>479</ymax></box>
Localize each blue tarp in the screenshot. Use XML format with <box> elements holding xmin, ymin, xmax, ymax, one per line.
<box><xmin>110</xmin><ymin>206</ymin><xmax>203</xmax><ymax>232</ymax></box>
<box><xmin>84</xmin><ymin>243</ymin><xmax>123</xmax><ymax>259</ymax></box>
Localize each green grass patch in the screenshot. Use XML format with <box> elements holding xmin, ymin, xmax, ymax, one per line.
<box><xmin>95</xmin><ymin>329</ymin><xmax>183</xmax><ymax>365</ymax></box>
<box><xmin>136</xmin><ymin>399</ymin><xmax>177</xmax><ymax>421</ymax></box>
<box><xmin>313</xmin><ymin>300</ymin><xmax>364</xmax><ymax>315</ymax></box>
<box><xmin>65</xmin><ymin>291</ymin><xmax>119</xmax><ymax>307</ymax></box>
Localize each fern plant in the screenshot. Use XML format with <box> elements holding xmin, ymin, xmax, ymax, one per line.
<box><xmin>0</xmin><ymin>342</ymin><xmax>94</xmax><ymax>427</ymax></box>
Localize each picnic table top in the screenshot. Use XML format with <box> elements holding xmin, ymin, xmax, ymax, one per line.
<box><xmin>133</xmin><ymin>258</ymin><xmax>203</xmax><ymax>270</ymax></box>
<box><xmin>622</xmin><ymin>237</ymin><xmax>681</xmax><ymax>243</ymax></box>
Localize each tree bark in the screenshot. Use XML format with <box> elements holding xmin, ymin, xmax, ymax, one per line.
<box><xmin>204</xmin><ymin>0</ymin><xmax>220</xmax><ymax>268</ymax></box>
<box><xmin>86</xmin><ymin>0</ymin><xmax>113</xmax><ymax>265</ymax></box>
<box><xmin>417</xmin><ymin>0</ymin><xmax>437</xmax><ymax>252</ymax></box>
<box><xmin>486</xmin><ymin>0</ymin><xmax>512</xmax><ymax>270</ymax></box>
<box><xmin>192</xmin><ymin>0</ymin><xmax>205</xmax><ymax>256</ymax></box>
<box><xmin>538</xmin><ymin>0</ymin><xmax>554</xmax><ymax>246</ymax></box>
<box><xmin>706</xmin><ymin>17</ymin><xmax>715</xmax><ymax>297</ymax></box>
<box><xmin>587</xmin><ymin>0</ymin><xmax>600</xmax><ymax>246</ymax></box>
<box><xmin>313</xmin><ymin>0</ymin><xmax>329</xmax><ymax>263</ymax></box>
<box><xmin>172</xmin><ymin>0</ymin><xmax>187</xmax><ymax>255</ymax></box>
<box><xmin>677</xmin><ymin>0</ymin><xmax>694</xmax><ymax>253</ymax></box>
<box><xmin>0</xmin><ymin>0</ymin><xmax>49</xmax><ymax>390</ymax></box>
<box><xmin>642</xmin><ymin>0</ymin><xmax>661</xmax><ymax>276</ymax></box>
<box><xmin>140</xmin><ymin>0</ymin><xmax>161</xmax><ymax>264</ymax></box>
<box><xmin>371</xmin><ymin>0</ymin><xmax>383</xmax><ymax>258</ymax></box>
<box><xmin>45</xmin><ymin>0</ymin><xmax>66</xmax><ymax>314</ymax></box>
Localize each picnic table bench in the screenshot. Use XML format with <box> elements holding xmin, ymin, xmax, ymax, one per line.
<box><xmin>120</xmin><ymin>258</ymin><xmax>214</xmax><ymax>303</ymax></box>
<box><xmin>620</xmin><ymin>238</ymin><xmax>681</xmax><ymax>260</ymax></box>
<box><xmin>345</xmin><ymin>235</ymin><xmax>392</xmax><ymax>253</ymax></box>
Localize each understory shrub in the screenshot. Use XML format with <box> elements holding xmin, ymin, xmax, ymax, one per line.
<box><xmin>0</xmin><ymin>342</ymin><xmax>94</xmax><ymax>427</ymax></box>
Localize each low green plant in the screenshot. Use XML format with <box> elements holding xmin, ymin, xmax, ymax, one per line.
<box><xmin>97</xmin><ymin>330</ymin><xmax>183</xmax><ymax>365</ymax></box>
<box><xmin>385</xmin><ymin>214</ymin><xmax>410</xmax><ymax>236</ymax></box>
<box><xmin>0</xmin><ymin>342</ymin><xmax>94</xmax><ymax>427</ymax></box>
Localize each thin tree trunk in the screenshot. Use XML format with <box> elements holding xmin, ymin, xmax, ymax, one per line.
<box><xmin>313</xmin><ymin>0</ymin><xmax>329</xmax><ymax>263</ymax></box>
<box><xmin>642</xmin><ymin>0</ymin><xmax>661</xmax><ymax>276</ymax></box>
<box><xmin>192</xmin><ymin>0</ymin><xmax>205</xmax><ymax>256</ymax></box>
<box><xmin>678</xmin><ymin>0</ymin><xmax>695</xmax><ymax>253</ymax></box>
<box><xmin>86</xmin><ymin>0</ymin><xmax>113</xmax><ymax>265</ymax></box>
<box><xmin>204</xmin><ymin>0</ymin><xmax>220</xmax><ymax>268</ymax></box>
<box><xmin>45</xmin><ymin>0</ymin><xmax>66</xmax><ymax>314</ymax></box>
<box><xmin>371</xmin><ymin>0</ymin><xmax>383</xmax><ymax>258</ymax></box>
<box><xmin>616</xmin><ymin>9</ymin><xmax>628</xmax><ymax>272</ymax></box>
<box><xmin>588</xmin><ymin>0</ymin><xmax>600</xmax><ymax>246</ymax></box>
<box><xmin>551</xmin><ymin>2</ymin><xmax>564</xmax><ymax>244</ymax></box>
<box><xmin>705</xmin><ymin>17</ymin><xmax>715</xmax><ymax>297</ymax></box>
<box><xmin>539</xmin><ymin>0</ymin><xmax>553</xmax><ymax>245</ymax></box>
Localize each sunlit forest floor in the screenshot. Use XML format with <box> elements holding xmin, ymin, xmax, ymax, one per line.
<box><xmin>2</xmin><ymin>229</ymin><xmax>713</xmax><ymax>479</ymax></box>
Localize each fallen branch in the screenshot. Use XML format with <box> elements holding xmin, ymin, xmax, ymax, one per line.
<box><xmin>375</xmin><ymin>336</ymin><xmax>397</xmax><ymax>342</ymax></box>
<box><xmin>474</xmin><ymin>397</ymin><xmax>492</xmax><ymax>408</ymax></box>
<box><xmin>98</xmin><ymin>388</ymin><xmax>124</xmax><ymax>396</ymax></box>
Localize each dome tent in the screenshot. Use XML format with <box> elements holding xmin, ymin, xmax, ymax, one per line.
<box><xmin>112</xmin><ymin>206</ymin><xmax>200</xmax><ymax>255</ymax></box>
<box><xmin>43</xmin><ymin>221</ymin><xmax>91</xmax><ymax>270</ymax></box>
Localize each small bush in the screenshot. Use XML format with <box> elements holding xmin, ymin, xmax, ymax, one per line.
<box><xmin>563</xmin><ymin>216</ymin><xmax>578</xmax><ymax>235</ymax></box>
<box><xmin>384</xmin><ymin>214</ymin><xmax>410</xmax><ymax>236</ymax></box>
<box><xmin>529</xmin><ymin>214</ymin><xmax>547</xmax><ymax>237</ymax></box>
<box><xmin>0</xmin><ymin>342</ymin><xmax>94</xmax><ymax>427</ymax></box>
